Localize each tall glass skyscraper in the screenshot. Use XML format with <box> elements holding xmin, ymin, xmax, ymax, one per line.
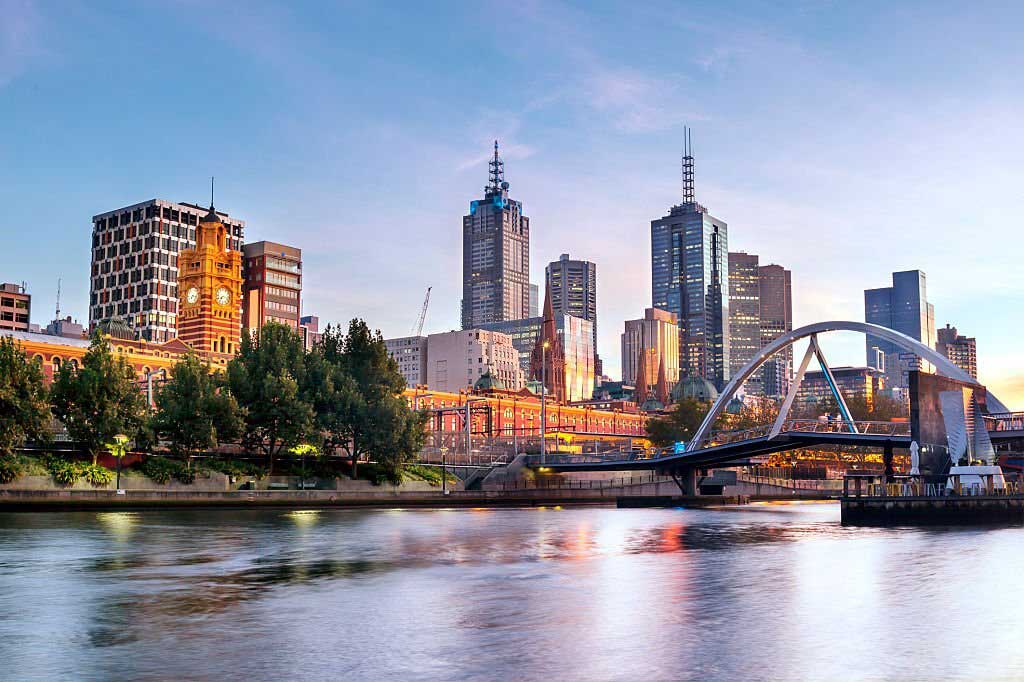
<box><xmin>864</xmin><ymin>269</ymin><xmax>936</xmax><ymax>389</ymax></box>
<box><xmin>461</xmin><ymin>141</ymin><xmax>530</xmax><ymax>329</ymax></box>
<box><xmin>651</xmin><ymin>130</ymin><xmax>730</xmax><ymax>389</ymax></box>
<box><xmin>546</xmin><ymin>253</ymin><xmax>599</xmax><ymax>373</ymax></box>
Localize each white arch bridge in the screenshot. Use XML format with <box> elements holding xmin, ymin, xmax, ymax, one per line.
<box><xmin>532</xmin><ymin>321</ymin><xmax>1009</xmax><ymax>489</ymax></box>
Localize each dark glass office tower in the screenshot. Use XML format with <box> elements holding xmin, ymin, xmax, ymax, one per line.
<box><xmin>461</xmin><ymin>141</ymin><xmax>531</xmax><ymax>329</ymax></box>
<box><xmin>651</xmin><ymin>129</ymin><xmax>730</xmax><ymax>389</ymax></box>
<box><xmin>864</xmin><ymin>270</ymin><xmax>936</xmax><ymax>389</ymax></box>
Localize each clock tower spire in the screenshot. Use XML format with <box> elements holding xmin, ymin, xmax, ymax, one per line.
<box><xmin>176</xmin><ymin>199</ymin><xmax>243</xmax><ymax>365</ymax></box>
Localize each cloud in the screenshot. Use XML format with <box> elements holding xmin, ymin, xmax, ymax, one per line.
<box><xmin>581</xmin><ymin>67</ymin><xmax>704</xmax><ymax>133</ymax></box>
<box><xmin>455</xmin><ymin>141</ymin><xmax>537</xmax><ymax>172</ymax></box>
<box><xmin>0</xmin><ymin>0</ymin><xmax>45</xmax><ymax>87</ymax></box>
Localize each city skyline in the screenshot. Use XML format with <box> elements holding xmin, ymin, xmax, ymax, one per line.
<box><xmin>1</xmin><ymin>1</ymin><xmax>1022</xmax><ymax>408</ymax></box>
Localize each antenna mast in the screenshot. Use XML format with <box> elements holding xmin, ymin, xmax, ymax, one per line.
<box><xmin>487</xmin><ymin>140</ymin><xmax>505</xmax><ymax>193</ymax></box>
<box><xmin>55</xmin><ymin>278</ymin><xmax>61</xmax><ymax>319</ymax></box>
<box><xmin>681</xmin><ymin>126</ymin><xmax>695</xmax><ymax>205</ymax></box>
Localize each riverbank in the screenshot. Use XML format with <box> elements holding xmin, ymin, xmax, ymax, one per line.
<box><xmin>0</xmin><ymin>488</ymin><xmax>749</xmax><ymax>511</ymax></box>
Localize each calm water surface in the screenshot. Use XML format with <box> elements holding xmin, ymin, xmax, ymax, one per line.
<box><xmin>0</xmin><ymin>503</ymin><xmax>1021</xmax><ymax>681</ymax></box>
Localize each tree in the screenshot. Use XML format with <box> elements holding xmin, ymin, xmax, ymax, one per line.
<box><xmin>50</xmin><ymin>334</ymin><xmax>148</xmax><ymax>464</ymax></box>
<box><xmin>646</xmin><ymin>398</ymin><xmax>710</xmax><ymax>448</ymax></box>
<box><xmin>150</xmin><ymin>354</ymin><xmax>243</xmax><ymax>463</ymax></box>
<box><xmin>0</xmin><ymin>337</ymin><xmax>50</xmax><ymax>456</ymax></box>
<box><xmin>226</xmin><ymin>323</ymin><xmax>313</xmax><ymax>473</ymax></box>
<box><xmin>305</xmin><ymin>320</ymin><xmax>428</xmax><ymax>480</ymax></box>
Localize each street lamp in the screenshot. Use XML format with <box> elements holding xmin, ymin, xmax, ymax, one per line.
<box><xmin>541</xmin><ymin>339</ymin><xmax>550</xmax><ymax>464</ymax></box>
<box><xmin>440</xmin><ymin>446</ymin><xmax>449</xmax><ymax>496</ymax></box>
<box><xmin>105</xmin><ymin>434</ymin><xmax>130</xmax><ymax>494</ymax></box>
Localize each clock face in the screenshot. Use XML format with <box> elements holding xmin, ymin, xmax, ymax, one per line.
<box><xmin>186</xmin><ymin>287</ymin><xmax>199</xmax><ymax>304</ymax></box>
<box><xmin>216</xmin><ymin>287</ymin><xmax>231</xmax><ymax>306</ymax></box>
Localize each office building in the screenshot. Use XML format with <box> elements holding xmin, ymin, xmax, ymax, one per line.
<box><xmin>759</xmin><ymin>263</ymin><xmax>793</xmax><ymax>397</ymax></box>
<box><xmin>651</xmin><ymin>129</ymin><xmax>729</xmax><ymax>389</ymax></box>
<box><xmin>385</xmin><ymin>335</ymin><xmax>428</xmax><ymax>389</ymax></box>
<box><xmin>864</xmin><ymin>270</ymin><xmax>936</xmax><ymax>389</ymax></box>
<box><xmin>0</xmin><ymin>283</ymin><xmax>30</xmax><ymax>332</ymax></box>
<box><xmin>796</xmin><ymin>366</ymin><xmax>886</xmax><ymax>410</ymax></box>
<box><xmin>728</xmin><ymin>252</ymin><xmax>761</xmax><ymax>392</ymax></box>
<box><xmin>529</xmin><ymin>284</ymin><xmax>539</xmax><ymax>318</ymax></box>
<box><xmin>90</xmin><ymin>199</ymin><xmax>245</xmax><ymax>342</ymax></box>
<box><xmin>242</xmin><ymin>241</ymin><xmax>302</xmax><ymax>334</ymax></box>
<box><xmin>45</xmin><ymin>316</ymin><xmax>85</xmax><ymax>339</ymax></box>
<box><xmin>461</xmin><ymin>141</ymin><xmax>531</xmax><ymax>328</ymax></box>
<box><xmin>425</xmin><ymin>329</ymin><xmax>525</xmax><ymax>393</ymax></box>
<box><xmin>937</xmin><ymin>323</ymin><xmax>978</xmax><ymax>379</ymax></box>
<box><xmin>621</xmin><ymin>308</ymin><xmax>680</xmax><ymax>392</ymax></box>
<box><xmin>479</xmin><ymin>312</ymin><xmax>595</xmax><ymax>402</ymax></box>
<box><xmin>546</xmin><ymin>253</ymin><xmax>600</xmax><ymax>374</ymax></box>
<box><xmin>176</xmin><ymin>205</ymin><xmax>244</xmax><ymax>366</ymax></box>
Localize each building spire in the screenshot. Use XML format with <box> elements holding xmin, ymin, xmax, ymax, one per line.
<box><xmin>488</xmin><ymin>139</ymin><xmax>505</xmax><ymax>192</ymax></box>
<box><xmin>634</xmin><ymin>348</ymin><xmax>650</xmax><ymax>405</ymax></box>
<box><xmin>210</xmin><ymin>176</ymin><xmax>215</xmax><ymax>210</ymax></box>
<box><xmin>681</xmin><ymin>126</ymin><xmax>695</xmax><ymax>205</ymax></box>
<box><xmin>655</xmin><ymin>354</ymin><xmax>669</xmax><ymax>405</ymax></box>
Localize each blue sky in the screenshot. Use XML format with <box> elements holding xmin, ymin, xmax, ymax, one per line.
<box><xmin>1</xmin><ymin>0</ymin><xmax>1022</xmax><ymax>407</ymax></box>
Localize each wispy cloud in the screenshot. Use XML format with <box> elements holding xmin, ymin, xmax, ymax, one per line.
<box><xmin>0</xmin><ymin>0</ymin><xmax>45</xmax><ymax>87</ymax></box>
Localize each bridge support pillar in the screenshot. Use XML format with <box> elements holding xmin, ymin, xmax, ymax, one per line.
<box><xmin>883</xmin><ymin>445</ymin><xmax>894</xmax><ymax>486</ymax></box>
<box><xmin>671</xmin><ymin>468</ymin><xmax>698</xmax><ymax>497</ymax></box>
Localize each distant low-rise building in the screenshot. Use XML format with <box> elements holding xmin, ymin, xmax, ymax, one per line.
<box><xmin>425</xmin><ymin>329</ymin><xmax>525</xmax><ymax>393</ymax></box>
<box><xmin>0</xmin><ymin>283</ymin><xmax>31</xmax><ymax>332</ymax></box>
<box><xmin>299</xmin><ymin>315</ymin><xmax>321</xmax><ymax>352</ymax></box>
<box><xmin>797</xmin><ymin>366</ymin><xmax>885</xmax><ymax>410</ymax></box>
<box><xmin>385</xmin><ymin>335</ymin><xmax>428</xmax><ymax>389</ymax></box>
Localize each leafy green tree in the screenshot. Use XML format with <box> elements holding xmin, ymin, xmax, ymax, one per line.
<box><xmin>646</xmin><ymin>398</ymin><xmax>710</xmax><ymax>448</ymax></box>
<box><xmin>50</xmin><ymin>334</ymin><xmax>148</xmax><ymax>464</ymax></box>
<box><xmin>150</xmin><ymin>354</ymin><xmax>243</xmax><ymax>462</ymax></box>
<box><xmin>305</xmin><ymin>320</ymin><xmax>427</xmax><ymax>481</ymax></box>
<box><xmin>226</xmin><ymin>323</ymin><xmax>313</xmax><ymax>473</ymax></box>
<box><xmin>0</xmin><ymin>337</ymin><xmax>50</xmax><ymax>456</ymax></box>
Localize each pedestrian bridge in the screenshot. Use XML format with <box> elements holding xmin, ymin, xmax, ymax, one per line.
<box><xmin>526</xmin><ymin>320</ymin><xmax>1007</xmax><ymax>486</ymax></box>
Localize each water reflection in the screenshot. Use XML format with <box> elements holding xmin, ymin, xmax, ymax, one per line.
<box><xmin>0</xmin><ymin>505</ymin><xmax>1021</xmax><ymax>681</ymax></box>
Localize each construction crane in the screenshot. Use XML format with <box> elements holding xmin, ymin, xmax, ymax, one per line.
<box><xmin>412</xmin><ymin>287</ymin><xmax>431</xmax><ymax>337</ymax></box>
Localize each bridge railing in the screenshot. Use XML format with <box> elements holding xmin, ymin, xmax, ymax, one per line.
<box><xmin>845</xmin><ymin>475</ymin><xmax>1024</xmax><ymax>498</ymax></box>
<box><xmin>985</xmin><ymin>412</ymin><xmax>1024</xmax><ymax>432</ymax></box>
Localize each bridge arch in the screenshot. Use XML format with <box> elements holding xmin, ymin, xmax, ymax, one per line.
<box><xmin>688</xmin><ymin>320</ymin><xmax>1007</xmax><ymax>451</ymax></box>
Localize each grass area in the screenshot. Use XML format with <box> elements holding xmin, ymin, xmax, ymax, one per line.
<box><xmin>402</xmin><ymin>464</ymin><xmax>459</xmax><ymax>487</ymax></box>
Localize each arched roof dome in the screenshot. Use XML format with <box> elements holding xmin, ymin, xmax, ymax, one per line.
<box><xmin>671</xmin><ymin>376</ymin><xmax>719</xmax><ymax>403</ymax></box>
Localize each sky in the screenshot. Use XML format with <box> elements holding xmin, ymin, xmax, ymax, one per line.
<box><xmin>1</xmin><ymin>0</ymin><xmax>1022</xmax><ymax>408</ymax></box>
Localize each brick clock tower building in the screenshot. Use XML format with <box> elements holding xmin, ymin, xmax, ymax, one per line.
<box><xmin>176</xmin><ymin>205</ymin><xmax>243</xmax><ymax>366</ymax></box>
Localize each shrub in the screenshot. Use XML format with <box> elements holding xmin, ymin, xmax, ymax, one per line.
<box><xmin>137</xmin><ymin>457</ymin><xmax>195</xmax><ymax>485</ymax></box>
<box><xmin>82</xmin><ymin>464</ymin><xmax>113</xmax><ymax>487</ymax></box>
<box><xmin>0</xmin><ymin>457</ymin><xmax>22</xmax><ymax>484</ymax></box>
<box><xmin>201</xmin><ymin>457</ymin><xmax>266</xmax><ymax>479</ymax></box>
<box><xmin>44</xmin><ymin>457</ymin><xmax>80</xmax><ymax>486</ymax></box>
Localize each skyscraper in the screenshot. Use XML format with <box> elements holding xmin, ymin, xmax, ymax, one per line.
<box><xmin>651</xmin><ymin>129</ymin><xmax>730</xmax><ymax>389</ymax></box>
<box><xmin>864</xmin><ymin>270</ymin><xmax>936</xmax><ymax>389</ymax></box>
<box><xmin>90</xmin><ymin>199</ymin><xmax>245</xmax><ymax>342</ymax></box>
<box><xmin>621</xmin><ymin>308</ymin><xmax>680</xmax><ymax>392</ymax></box>
<box><xmin>546</xmin><ymin>253</ymin><xmax>599</xmax><ymax>373</ymax></box>
<box><xmin>937</xmin><ymin>323</ymin><xmax>978</xmax><ymax>379</ymax></box>
<box><xmin>461</xmin><ymin>141</ymin><xmax>530</xmax><ymax>329</ymax></box>
<box><xmin>758</xmin><ymin>263</ymin><xmax>793</xmax><ymax>397</ymax></box>
<box><xmin>727</xmin><ymin>252</ymin><xmax>761</xmax><ymax>391</ymax></box>
<box><xmin>242</xmin><ymin>241</ymin><xmax>302</xmax><ymax>335</ymax></box>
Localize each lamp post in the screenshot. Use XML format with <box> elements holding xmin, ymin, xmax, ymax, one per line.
<box><xmin>105</xmin><ymin>434</ymin><xmax>129</xmax><ymax>493</ymax></box>
<box><xmin>541</xmin><ymin>340</ymin><xmax>549</xmax><ymax>464</ymax></box>
<box><xmin>440</xmin><ymin>446</ymin><xmax>449</xmax><ymax>496</ymax></box>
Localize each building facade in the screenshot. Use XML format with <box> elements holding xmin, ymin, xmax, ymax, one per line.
<box><xmin>864</xmin><ymin>270</ymin><xmax>936</xmax><ymax>389</ymax></box>
<box><xmin>479</xmin><ymin>314</ymin><xmax>595</xmax><ymax>403</ymax></box>
<box><xmin>727</xmin><ymin>252</ymin><xmax>761</xmax><ymax>392</ymax></box>
<box><xmin>461</xmin><ymin>141</ymin><xmax>531</xmax><ymax>329</ymax></box>
<box><xmin>796</xmin><ymin>366</ymin><xmax>886</xmax><ymax>410</ymax></box>
<box><xmin>299</xmin><ymin>315</ymin><xmax>321</xmax><ymax>352</ymax></box>
<box><xmin>242</xmin><ymin>241</ymin><xmax>302</xmax><ymax>334</ymax></box>
<box><xmin>758</xmin><ymin>263</ymin><xmax>793</xmax><ymax>397</ymax></box>
<box><xmin>425</xmin><ymin>329</ymin><xmax>525</xmax><ymax>394</ymax></box>
<box><xmin>651</xmin><ymin>133</ymin><xmax>729</xmax><ymax>389</ymax></box>
<box><xmin>0</xmin><ymin>283</ymin><xmax>30</xmax><ymax>332</ymax></box>
<box><xmin>621</xmin><ymin>308</ymin><xmax>680</xmax><ymax>392</ymax></box>
<box><xmin>90</xmin><ymin>199</ymin><xmax>245</xmax><ymax>342</ymax></box>
<box><xmin>546</xmin><ymin>253</ymin><xmax>599</xmax><ymax>372</ymax></box>
<box><xmin>385</xmin><ymin>335</ymin><xmax>428</xmax><ymax>389</ymax></box>
<box><xmin>937</xmin><ymin>323</ymin><xmax>978</xmax><ymax>379</ymax></box>
<box><xmin>176</xmin><ymin>206</ymin><xmax>243</xmax><ymax>366</ymax></box>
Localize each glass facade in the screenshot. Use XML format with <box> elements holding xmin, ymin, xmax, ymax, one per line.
<box><xmin>864</xmin><ymin>270</ymin><xmax>936</xmax><ymax>389</ymax></box>
<box><xmin>651</xmin><ymin>204</ymin><xmax>730</xmax><ymax>389</ymax></box>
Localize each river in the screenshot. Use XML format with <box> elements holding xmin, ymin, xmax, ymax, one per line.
<box><xmin>0</xmin><ymin>503</ymin><xmax>1021</xmax><ymax>681</ymax></box>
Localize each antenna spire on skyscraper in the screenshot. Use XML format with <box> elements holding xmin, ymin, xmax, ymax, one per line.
<box><xmin>681</xmin><ymin>126</ymin><xmax>695</xmax><ymax>205</ymax></box>
<box><xmin>210</xmin><ymin>176</ymin><xmax>215</xmax><ymax>210</ymax></box>
<box><xmin>488</xmin><ymin>139</ymin><xmax>505</xmax><ymax>192</ymax></box>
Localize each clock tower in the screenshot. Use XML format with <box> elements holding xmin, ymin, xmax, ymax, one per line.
<box><xmin>176</xmin><ymin>204</ymin><xmax>243</xmax><ymax>366</ymax></box>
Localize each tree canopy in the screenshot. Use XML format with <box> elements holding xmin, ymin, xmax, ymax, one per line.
<box><xmin>0</xmin><ymin>337</ymin><xmax>50</xmax><ymax>456</ymax></box>
<box><xmin>49</xmin><ymin>334</ymin><xmax>149</xmax><ymax>463</ymax></box>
